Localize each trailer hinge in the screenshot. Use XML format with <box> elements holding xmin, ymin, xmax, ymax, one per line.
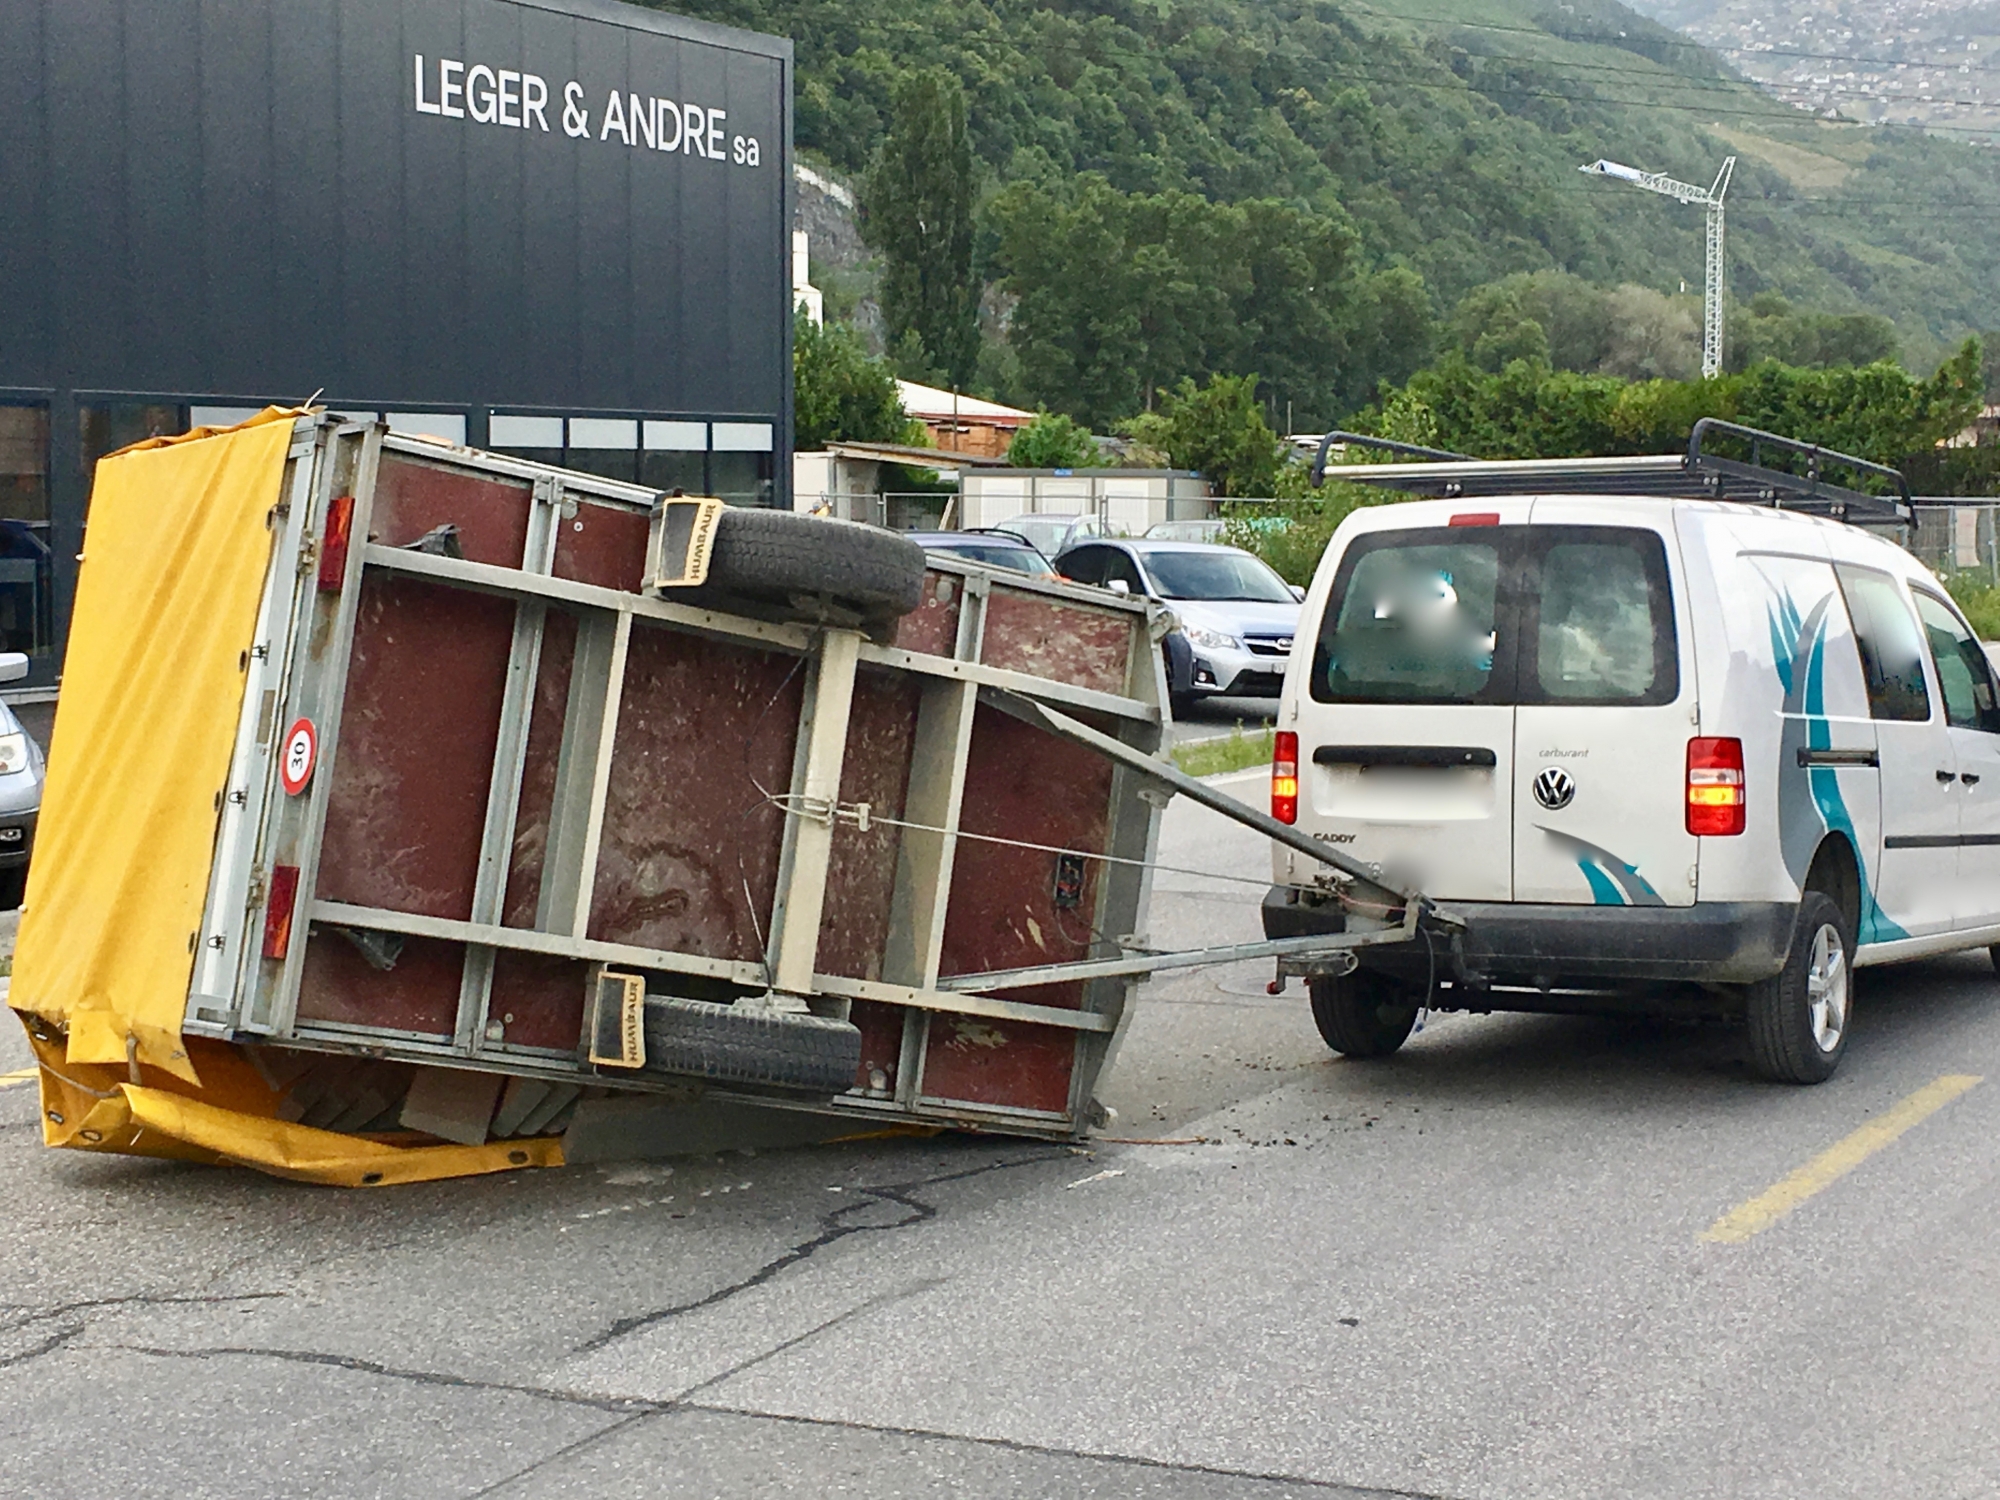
<box><xmin>296</xmin><ymin>535</ymin><xmax>319</xmax><ymax>576</ymax></box>
<box><xmin>245</xmin><ymin>871</ymin><xmax>266</xmax><ymax>910</ymax></box>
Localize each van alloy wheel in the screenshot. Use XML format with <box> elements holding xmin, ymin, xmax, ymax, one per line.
<box><xmin>1805</xmin><ymin>922</ymin><xmax>1849</xmax><ymax>1053</ymax></box>
<box><xmin>1745</xmin><ymin>891</ymin><xmax>1852</xmax><ymax>1085</ymax></box>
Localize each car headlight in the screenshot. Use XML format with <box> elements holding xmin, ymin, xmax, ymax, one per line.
<box><xmin>0</xmin><ymin>734</ymin><xmax>26</xmax><ymax>776</ymax></box>
<box><xmin>1183</xmin><ymin>625</ymin><xmax>1241</xmax><ymax>652</ymax></box>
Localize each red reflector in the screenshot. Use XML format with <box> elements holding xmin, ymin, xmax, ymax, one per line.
<box><xmin>318</xmin><ymin>495</ymin><xmax>355</xmax><ymax>592</ymax></box>
<box><xmin>262</xmin><ymin>865</ymin><xmax>301</xmax><ymax>959</ymax></box>
<box><xmin>1449</xmin><ymin>512</ymin><xmax>1501</xmax><ymax>527</ymax></box>
<box><xmin>1687</xmin><ymin>737</ymin><xmax>1746</xmax><ymax>836</ymax></box>
<box><xmin>1273</xmin><ymin>731</ymin><xmax>1299</xmax><ymax>825</ymax></box>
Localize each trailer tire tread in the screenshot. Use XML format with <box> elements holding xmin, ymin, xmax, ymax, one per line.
<box><xmin>1308</xmin><ymin>971</ymin><xmax>1419</xmax><ymax>1059</ymax></box>
<box><xmin>697</xmin><ymin>509</ymin><xmax>927</xmax><ymax>625</ymax></box>
<box><xmin>643</xmin><ymin>997</ymin><xmax>862</xmax><ymax>1094</ymax></box>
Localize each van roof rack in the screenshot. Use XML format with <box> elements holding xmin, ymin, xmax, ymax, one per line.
<box><xmin>1311</xmin><ymin>419</ymin><xmax>1917</xmax><ymax>529</ymax></box>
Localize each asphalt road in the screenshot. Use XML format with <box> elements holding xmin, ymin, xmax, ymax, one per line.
<box><xmin>3</xmin><ymin>776</ymin><xmax>1999</xmax><ymax>1498</ymax></box>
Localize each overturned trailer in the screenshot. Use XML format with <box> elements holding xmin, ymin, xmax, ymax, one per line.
<box><xmin>10</xmin><ymin>410</ymin><xmax>1436</xmax><ymax>1184</ymax></box>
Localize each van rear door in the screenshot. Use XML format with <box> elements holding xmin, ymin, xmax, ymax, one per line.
<box><xmin>1295</xmin><ymin>510</ymin><xmax>1522</xmax><ymax>901</ymax></box>
<box><xmin>1510</xmin><ymin>505</ymin><xmax>1696</xmax><ymax>907</ymax></box>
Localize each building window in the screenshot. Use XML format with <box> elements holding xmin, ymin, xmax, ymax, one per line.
<box><xmin>0</xmin><ymin>404</ymin><xmax>54</xmax><ymax>662</ymax></box>
<box><xmin>79</xmin><ymin>402</ymin><xmax>186</xmax><ymax>481</ymax></box>
<box><xmin>641</xmin><ymin>420</ymin><xmax>706</xmax><ymax>494</ymax></box>
<box><xmin>489</xmin><ymin>414</ymin><xmax>564</xmax><ymax>469</ymax></box>
<box><xmin>488</xmin><ymin>414</ymin><xmax>776</xmax><ymax>505</ymax></box>
<box><xmin>313</xmin><ymin>409</ymin><xmax>470</xmax><ymax>445</ymax></box>
<box><xmin>711</xmin><ymin>422</ymin><xmax>774</xmax><ymax>507</ymax></box>
<box><xmin>565</xmin><ymin>417</ymin><xmax>639</xmax><ymax>484</ymax></box>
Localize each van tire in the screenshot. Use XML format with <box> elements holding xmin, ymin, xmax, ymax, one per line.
<box><xmin>0</xmin><ymin>868</ymin><xmax>22</xmax><ymax>911</ymax></box>
<box><xmin>1744</xmin><ymin>891</ymin><xmax>1853</xmax><ymax>1084</ymax></box>
<box><xmin>1309</xmin><ymin>972</ymin><xmax>1420</xmax><ymax>1059</ymax></box>
<box><xmin>697</xmin><ymin>509</ymin><xmax>927</xmax><ymax>626</ymax></box>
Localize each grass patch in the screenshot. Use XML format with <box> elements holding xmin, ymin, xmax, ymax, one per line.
<box><xmin>1171</xmin><ymin>722</ymin><xmax>1275</xmax><ymax>777</ymax></box>
<box><xmin>1945</xmin><ymin>572</ymin><xmax>2000</xmax><ymax>640</ymax></box>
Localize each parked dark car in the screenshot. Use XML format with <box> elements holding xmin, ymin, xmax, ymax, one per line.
<box><xmin>904</xmin><ymin>530</ymin><xmax>1057</xmax><ymax>579</ymax></box>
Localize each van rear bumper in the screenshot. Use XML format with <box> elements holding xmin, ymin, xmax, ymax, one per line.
<box><xmin>1262</xmin><ymin>886</ymin><xmax>1795</xmax><ymax>987</ymax></box>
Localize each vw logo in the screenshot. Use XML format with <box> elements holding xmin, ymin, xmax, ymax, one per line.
<box><xmin>1533</xmin><ymin>766</ymin><xmax>1576</xmax><ymax>810</ymax></box>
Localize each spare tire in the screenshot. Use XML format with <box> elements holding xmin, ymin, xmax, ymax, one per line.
<box><xmin>642</xmin><ymin>996</ymin><xmax>862</xmax><ymax>1094</ymax></box>
<box><xmin>695</xmin><ymin>509</ymin><xmax>926</xmax><ymax>626</ymax></box>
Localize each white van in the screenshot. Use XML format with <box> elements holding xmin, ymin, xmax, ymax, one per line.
<box><xmin>1264</xmin><ymin>492</ymin><xmax>2000</xmax><ymax>1082</ymax></box>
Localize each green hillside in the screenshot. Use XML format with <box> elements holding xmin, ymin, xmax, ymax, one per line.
<box><xmin>658</xmin><ymin>0</ymin><xmax>2000</xmax><ymax>421</ymax></box>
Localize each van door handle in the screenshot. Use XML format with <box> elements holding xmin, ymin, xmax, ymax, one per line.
<box><xmin>1964</xmin><ymin>773</ymin><xmax>1982</xmax><ymax>786</ymax></box>
<box><xmin>1939</xmin><ymin>768</ymin><xmax>1959</xmax><ymax>784</ymax></box>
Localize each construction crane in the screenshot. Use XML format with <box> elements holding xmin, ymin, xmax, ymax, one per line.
<box><xmin>1579</xmin><ymin>155</ymin><xmax>1737</xmax><ymax>378</ymax></box>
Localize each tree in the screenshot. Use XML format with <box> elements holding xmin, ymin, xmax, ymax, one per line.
<box><xmin>1450</xmin><ymin>271</ymin><xmax>1612</xmax><ymax>373</ymax></box>
<box><xmin>1600</xmin><ymin>285</ymin><xmax>1702</xmax><ymax>383</ymax></box>
<box><xmin>1729</xmin><ymin>298</ymin><xmax>1901</xmax><ymax>371</ymax></box>
<box><xmin>1005</xmin><ymin>413</ymin><xmax>1100</xmax><ymax>468</ymax></box>
<box><xmin>792</xmin><ymin>309</ymin><xmax>910</xmax><ymax>451</ymax></box>
<box><xmin>1358</xmin><ymin>338</ymin><xmax>1987</xmax><ymax>469</ymax></box>
<box><xmin>1126</xmin><ymin>374</ymin><xmax>1284</xmax><ymax>498</ymax></box>
<box><xmin>985</xmin><ymin>177</ymin><xmax>1433</xmax><ymax>431</ymax></box>
<box><xmin>861</xmin><ymin>69</ymin><xmax>978</xmax><ymax>388</ymax></box>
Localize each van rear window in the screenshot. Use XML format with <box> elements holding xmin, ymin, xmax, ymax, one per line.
<box><xmin>1313</xmin><ymin>525</ymin><xmax>1678</xmax><ymax>707</ymax></box>
<box><xmin>1318</xmin><ymin>541</ymin><xmax>1502</xmax><ymax>703</ymax></box>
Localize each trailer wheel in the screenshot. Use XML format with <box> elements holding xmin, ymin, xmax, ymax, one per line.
<box><xmin>695</xmin><ymin>509</ymin><xmax>927</xmax><ymax>627</ymax></box>
<box><xmin>1308</xmin><ymin>971</ymin><xmax>1419</xmax><ymax>1059</ymax></box>
<box><xmin>1744</xmin><ymin>891</ymin><xmax>1851</xmax><ymax>1084</ymax></box>
<box><xmin>642</xmin><ymin>996</ymin><xmax>863</xmax><ymax>1094</ymax></box>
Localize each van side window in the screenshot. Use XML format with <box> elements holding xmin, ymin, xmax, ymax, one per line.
<box><xmin>1911</xmin><ymin>587</ymin><xmax>2000</xmax><ymax>732</ymax></box>
<box><xmin>1836</xmin><ymin>566</ymin><xmax>1931</xmax><ymax>722</ymax></box>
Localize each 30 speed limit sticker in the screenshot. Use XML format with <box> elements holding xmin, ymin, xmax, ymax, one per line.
<box><xmin>280</xmin><ymin>718</ymin><xmax>318</xmax><ymax>796</ymax></box>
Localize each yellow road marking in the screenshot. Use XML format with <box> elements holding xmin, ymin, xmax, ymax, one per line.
<box><xmin>0</xmin><ymin>1066</ymin><xmax>38</xmax><ymax>1089</ymax></box>
<box><xmin>1702</xmin><ymin>1073</ymin><xmax>1983</xmax><ymax>1243</ymax></box>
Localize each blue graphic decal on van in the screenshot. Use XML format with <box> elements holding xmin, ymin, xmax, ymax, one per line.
<box><xmin>1769</xmin><ymin>592</ymin><xmax>1907</xmax><ymax>944</ymax></box>
<box><xmin>1537</xmin><ymin>826</ymin><xmax>1664</xmax><ymax>906</ymax></box>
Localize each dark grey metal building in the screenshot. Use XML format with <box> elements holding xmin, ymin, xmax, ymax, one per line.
<box><xmin>1</xmin><ymin>0</ymin><xmax>794</xmax><ymax>685</ymax></box>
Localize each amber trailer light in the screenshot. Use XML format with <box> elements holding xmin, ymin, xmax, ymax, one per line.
<box><xmin>1273</xmin><ymin>731</ymin><xmax>1299</xmax><ymax>824</ymax></box>
<box><xmin>1687</xmin><ymin>737</ymin><xmax>1745</xmax><ymax>835</ymax></box>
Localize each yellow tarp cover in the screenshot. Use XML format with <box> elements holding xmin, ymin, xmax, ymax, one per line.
<box><xmin>9</xmin><ymin>409</ymin><xmax>562</xmax><ymax>1186</ymax></box>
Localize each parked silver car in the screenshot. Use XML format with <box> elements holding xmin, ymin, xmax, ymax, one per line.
<box><xmin>996</xmin><ymin>513</ymin><xmax>1114</xmax><ymax>559</ymax></box>
<box><xmin>0</xmin><ymin>652</ymin><xmax>43</xmax><ymax>909</ymax></box>
<box><xmin>1053</xmin><ymin>539</ymin><xmax>1302</xmax><ymax>717</ymax></box>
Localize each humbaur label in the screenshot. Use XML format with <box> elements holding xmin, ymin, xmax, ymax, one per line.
<box><xmin>411</xmin><ymin>55</ymin><xmax>764</xmax><ymax>167</ymax></box>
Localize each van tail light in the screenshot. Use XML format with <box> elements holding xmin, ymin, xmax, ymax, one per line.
<box><xmin>261</xmin><ymin>865</ymin><xmax>301</xmax><ymax>959</ymax></box>
<box><xmin>1687</xmin><ymin>737</ymin><xmax>1745</xmax><ymax>836</ymax></box>
<box><xmin>1273</xmin><ymin>731</ymin><xmax>1299</xmax><ymax>825</ymax></box>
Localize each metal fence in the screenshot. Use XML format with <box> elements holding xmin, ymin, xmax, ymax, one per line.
<box><xmin>1910</xmin><ymin>503</ymin><xmax>2000</xmax><ymax>585</ymax></box>
<box><xmin>799</xmin><ymin>492</ymin><xmax>954</xmax><ymax>530</ymax></box>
